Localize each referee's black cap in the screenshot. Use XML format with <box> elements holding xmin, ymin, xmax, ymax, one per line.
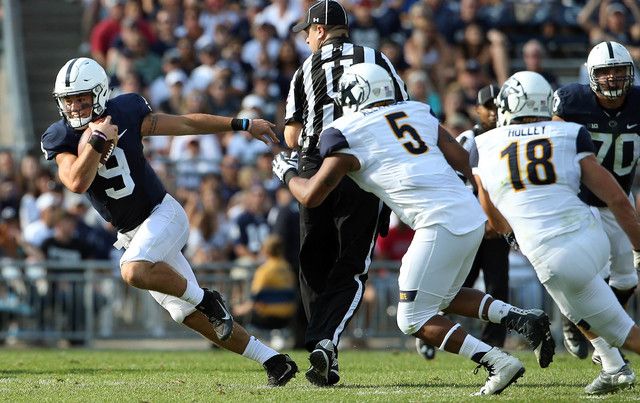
<box><xmin>477</xmin><ymin>84</ymin><xmax>500</xmax><ymax>107</ymax></box>
<box><xmin>292</xmin><ymin>0</ymin><xmax>349</xmax><ymax>32</ymax></box>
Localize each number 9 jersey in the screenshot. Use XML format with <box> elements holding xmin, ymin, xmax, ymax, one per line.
<box><xmin>553</xmin><ymin>83</ymin><xmax>640</xmax><ymax>207</ymax></box>
<box><xmin>474</xmin><ymin>121</ymin><xmax>596</xmax><ymax>256</ymax></box>
<box><xmin>41</xmin><ymin>93</ymin><xmax>167</xmax><ymax>232</ymax></box>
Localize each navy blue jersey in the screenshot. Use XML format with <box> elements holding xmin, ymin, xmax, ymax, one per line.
<box><xmin>229</xmin><ymin>212</ymin><xmax>270</xmax><ymax>254</ymax></box>
<box><xmin>41</xmin><ymin>94</ymin><xmax>167</xmax><ymax>232</ymax></box>
<box><xmin>554</xmin><ymin>83</ymin><xmax>640</xmax><ymax>207</ymax></box>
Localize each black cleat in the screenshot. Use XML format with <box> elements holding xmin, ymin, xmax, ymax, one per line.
<box><xmin>562</xmin><ymin>317</ymin><xmax>588</xmax><ymax>359</ymax></box>
<box><xmin>264</xmin><ymin>354</ymin><xmax>298</xmax><ymax>387</ymax></box>
<box><xmin>195</xmin><ymin>288</ymin><xmax>234</xmax><ymax>341</ymax></box>
<box><xmin>305</xmin><ymin>339</ymin><xmax>340</xmax><ymax>386</ymax></box>
<box><xmin>501</xmin><ymin>308</ymin><xmax>555</xmax><ymax>368</ymax></box>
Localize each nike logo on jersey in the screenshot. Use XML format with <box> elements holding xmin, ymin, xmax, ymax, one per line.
<box><xmin>627</xmin><ymin>123</ymin><xmax>638</xmax><ymax>129</ymax></box>
<box><xmin>118</xmin><ymin>129</ymin><xmax>128</xmax><ymax>139</ymax></box>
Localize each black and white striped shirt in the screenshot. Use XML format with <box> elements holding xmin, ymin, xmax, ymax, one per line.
<box><xmin>285</xmin><ymin>37</ymin><xmax>408</xmax><ymax>153</ymax></box>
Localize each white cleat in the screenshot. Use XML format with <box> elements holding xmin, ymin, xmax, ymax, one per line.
<box><xmin>584</xmin><ymin>364</ymin><xmax>636</xmax><ymax>395</ymax></box>
<box><xmin>473</xmin><ymin>348</ymin><xmax>525</xmax><ymax>396</ymax></box>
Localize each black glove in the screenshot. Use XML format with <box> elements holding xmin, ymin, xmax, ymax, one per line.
<box><xmin>503</xmin><ymin>232</ymin><xmax>519</xmax><ymax>250</ymax></box>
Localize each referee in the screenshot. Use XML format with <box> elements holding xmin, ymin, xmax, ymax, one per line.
<box><xmin>284</xmin><ymin>0</ymin><xmax>408</xmax><ymax>386</ymax></box>
<box><xmin>458</xmin><ymin>84</ymin><xmax>510</xmax><ymax>347</ymax></box>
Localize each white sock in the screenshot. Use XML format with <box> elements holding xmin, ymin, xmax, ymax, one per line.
<box><xmin>487</xmin><ymin>300</ymin><xmax>514</xmax><ymax>323</ymax></box>
<box><xmin>458</xmin><ymin>334</ymin><xmax>492</xmax><ymax>364</ymax></box>
<box><xmin>242</xmin><ymin>336</ymin><xmax>278</xmax><ymax>365</ymax></box>
<box><xmin>591</xmin><ymin>337</ymin><xmax>625</xmax><ymax>373</ymax></box>
<box><xmin>181</xmin><ymin>281</ymin><xmax>204</xmax><ymax>305</ymax></box>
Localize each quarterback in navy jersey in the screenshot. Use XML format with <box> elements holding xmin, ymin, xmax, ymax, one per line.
<box><xmin>41</xmin><ymin>57</ymin><xmax>297</xmax><ymax>385</ymax></box>
<box><xmin>553</xmin><ymin>42</ymin><xmax>640</xmax><ymax>363</ymax></box>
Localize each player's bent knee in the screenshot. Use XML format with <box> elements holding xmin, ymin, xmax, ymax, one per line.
<box><xmin>120</xmin><ymin>260</ymin><xmax>152</xmax><ymax>288</ymax></box>
<box><xmin>397</xmin><ymin>302</ymin><xmax>439</xmax><ymax>335</ymax></box>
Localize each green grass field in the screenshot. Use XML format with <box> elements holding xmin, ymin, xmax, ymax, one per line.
<box><xmin>0</xmin><ymin>348</ymin><xmax>637</xmax><ymax>402</ymax></box>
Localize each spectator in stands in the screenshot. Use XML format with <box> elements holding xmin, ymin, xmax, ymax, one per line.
<box><xmin>232</xmin><ymin>234</ymin><xmax>297</xmax><ymax>332</ymax></box>
<box><xmin>90</xmin><ymin>0</ymin><xmax>155</xmax><ymax>67</ymax></box>
<box><xmin>455</xmin><ymin>59</ymin><xmax>491</xmax><ymax>121</ymax></box>
<box><xmin>255</xmin><ymin>0</ymin><xmax>301</xmax><ymax>39</ymax></box>
<box><xmin>405</xmin><ymin>69</ymin><xmax>442</xmax><ymax>119</ymax></box>
<box><xmin>23</xmin><ymin>192</ymin><xmax>62</xmax><ymax>249</ymax></box>
<box><xmin>0</xmin><ymin>150</ymin><xmax>16</xmax><ymax>182</ymax></box>
<box><xmin>454</xmin><ymin>23</ymin><xmax>507</xmax><ymax>84</ymax></box>
<box><xmin>19</xmin><ymin>169</ymin><xmax>55</xmax><ymax>232</ymax></box>
<box><xmin>217</xmin><ymin>38</ymin><xmax>252</xmax><ymax>96</ymax></box>
<box><xmin>403</xmin><ymin>5</ymin><xmax>452</xmax><ymax>93</ymax></box>
<box><xmin>242</xmin><ymin>23</ymin><xmax>281</xmax><ymax>70</ymax></box>
<box><xmin>521</xmin><ymin>39</ymin><xmax>560</xmax><ymax>90</ymax></box>
<box><xmin>205</xmin><ymin>78</ymin><xmax>241</xmax><ymax>118</ymax></box>
<box><xmin>151</xmin><ymin>8</ymin><xmax>178</xmax><ymax>56</ymax></box>
<box><xmin>189</xmin><ymin>44</ymin><xmax>219</xmax><ymax>92</ymax></box>
<box><xmin>185</xmin><ymin>186</ymin><xmax>232</xmax><ymax>265</ymax></box>
<box><xmin>174</xmin><ymin>37</ymin><xmax>199</xmax><ymax>75</ymax></box>
<box><xmin>349</xmin><ymin>1</ymin><xmax>383</xmax><ymax>50</ymax></box>
<box><xmin>420</xmin><ymin>0</ymin><xmax>457</xmax><ymax>43</ymax></box>
<box><xmin>0</xmin><ymin>207</ymin><xmax>28</xmax><ymax>259</ymax></box>
<box><xmin>219</xmin><ymin>155</ymin><xmax>242</xmax><ymax>204</ymax></box>
<box><xmin>175</xmin><ymin>5</ymin><xmax>204</xmax><ymax>43</ymax></box>
<box><xmin>379</xmin><ymin>39</ymin><xmax>409</xmax><ymax>75</ymax></box>
<box><xmin>578</xmin><ymin>0</ymin><xmax>640</xmax><ymax>60</ymax></box>
<box><xmin>158</xmin><ymin>69</ymin><xmax>188</xmax><ymax>114</ymax></box>
<box><xmin>106</xmin><ymin>17</ymin><xmax>163</xmax><ymax>86</ymax></box>
<box><xmin>229</xmin><ymin>184</ymin><xmax>271</xmax><ymax>262</ymax></box>
<box><xmin>274</xmin><ymin>40</ymin><xmax>302</xmax><ymax>103</ymax></box>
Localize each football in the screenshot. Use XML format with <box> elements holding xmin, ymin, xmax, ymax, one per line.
<box><xmin>78</xmin><ymin>117</ymin><xmax>115</xmax><ymax>165</ymax></box>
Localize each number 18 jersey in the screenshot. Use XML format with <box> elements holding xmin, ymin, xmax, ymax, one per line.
<box><xmin>318</xmin><ymin>100</ymin><xmax>486</xmax><ymax>234</ymax></box>
<box><xmin>474</xmin><ymin>121</ymin><xmax>595</xmax><ymax>255</ymax></box>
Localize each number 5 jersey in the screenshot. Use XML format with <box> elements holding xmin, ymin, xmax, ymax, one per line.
<box><xmin>41</xmin><ymin>93</ymin><xmax>167</xmax><ymax>232</ymax></box>
<box><xmin>318</xmin><ymin>100</ymin><xmax>486</xmax><ymax>234</ymax></box>
<box><xmin>474</xmin><ymin>120</ymin><xmax>595</xmax><ymax>256</ymax></box>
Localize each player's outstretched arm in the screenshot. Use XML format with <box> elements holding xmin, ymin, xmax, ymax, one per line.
<box><xmin>437</xmin><ymin>125</ymin><xmax>476</xmax><ymax>191</ymax></box>
<box><xmin>140</xmin><ymin>113</ymin><xmax>278</xmax><ymax>144</ymax></box>
<box><xmin>580</xmin><ymin>155</ymin><xmax>640</xmax><ymax>249</ymax></box>
<box><xmin>56</xmin><ymin>117</ymin><xmax>119</xmax><ymax>193</ymax></box>
<box><xmin>287</xmin><ymin>154</ymin><xmax>357</xmax><ymax>208</ymax></box>
<box><xmin>474</xmin><ymin>174</ymin><xmax>512</xmax><ymax>235</ymax></box>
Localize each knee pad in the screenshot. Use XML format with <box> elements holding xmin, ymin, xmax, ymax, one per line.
<box><xmin>149</xmin><ymin>290</ymin><xmax>197</xmax><ymax>324</ymax></box>
<box><xmin>611</xmin><ymin>285</ymin><xmax>637</xmax><ymax>307</ymax></box>
<box><xmin>397</xmin><ymin>294</ymin><xmax>441</xmax><ymax>335</ymax></box>
<box><xmin>584</xmin><ymin>304</ymin><xmax>635</xmax><ymax>348</ymax></box>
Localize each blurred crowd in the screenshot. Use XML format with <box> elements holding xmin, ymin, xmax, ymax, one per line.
<box><xmin>1</xmin><ymin>0</ymin><xmax>640</xmax><ymax>343</ymax></box>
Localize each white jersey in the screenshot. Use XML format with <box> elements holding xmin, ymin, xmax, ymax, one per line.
<box><xmin>318</xmin><ymin>100</ymin><xmax>486</xmax><ymax>234</ymax></box>
<box><xmin>474</xmin><ymin>120</ymin><xmax>596</xmax><ymax>255</ymax></box>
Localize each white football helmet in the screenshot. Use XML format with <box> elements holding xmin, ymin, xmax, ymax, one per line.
<box><xmin>53</xmin><ymin>57</ymin><xmax>110</xmax><ymax>130</ymax></box>
<box><xmin>587</xmin><ymin>41</ymin><xmax>634</xmax><ymax>99</ymax></box>
<box><xmin>335</xmin><ymin>63</ymin><xmax>395</xmax><ymax>115</ymax></box>
<box><xmin>496</xmin><ymin>71</ymin><xmax>552</xmax><ymax>127</ymax></box>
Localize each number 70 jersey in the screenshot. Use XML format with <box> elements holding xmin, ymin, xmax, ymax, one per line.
<box><xmin>474</xmin><ymin>121</ymin><xmax>596</xmax><ymax>254</ymax></box>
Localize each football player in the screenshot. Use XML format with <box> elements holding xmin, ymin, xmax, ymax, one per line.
<box><xmin>41</xmin><ymin>57</ymin><xmax>297</xmax><ymax>386</ymax></box>
<box><xmin>475</xmin><ymin>71</ymin><xmax>640</xmax><ymax>395</ymax></box>
<box><xmin>272</xmin><ymin>63</ymin><xmax>556</xmax><ymax>395</ymax></box>
<box><xmin>553</xmin><ymin>41</ymin><xmax>640</xmax><ymax>362</ymax></box>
